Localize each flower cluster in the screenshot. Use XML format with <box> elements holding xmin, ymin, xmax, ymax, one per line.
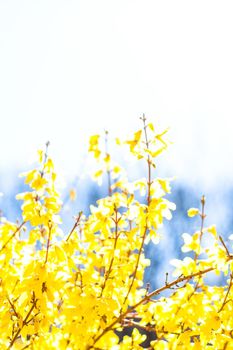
<box><xmin>0</xmin><ymin>117</ymin><xmax>232</xmax><ymax>349</ymax></box>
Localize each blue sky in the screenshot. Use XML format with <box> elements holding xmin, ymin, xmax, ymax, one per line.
<box><xmin>1</xmin><ymin>0</ymin><xmax>233</xmax><ymax>191</ymax></box>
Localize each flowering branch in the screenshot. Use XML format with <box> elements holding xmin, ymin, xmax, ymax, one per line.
<box><xmin>0</xmin><ymin>221</ymin><xmax>25</xmax><ymax>252</ymax></box>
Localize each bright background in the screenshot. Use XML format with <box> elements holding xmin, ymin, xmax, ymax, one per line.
<box><xmin>1</xmin><ymin>0</ymin><xmax>233</xmax><ymax>187</ymax></box>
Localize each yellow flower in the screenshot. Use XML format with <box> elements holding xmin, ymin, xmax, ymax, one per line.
<box><xmin>187</xmin><ymin>208</ymin><xmax>200</xmax><ymax>217</ymax></box>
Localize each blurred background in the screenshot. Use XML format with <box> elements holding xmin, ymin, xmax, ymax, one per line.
<box><xmin>1</xmin><ymin>0</ymin><xmax>233</xmax><ymax>288</ymax></box>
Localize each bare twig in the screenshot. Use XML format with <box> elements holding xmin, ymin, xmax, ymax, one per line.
<box><xmin>0</xmin><ymin>221</ymin><xmax>25</xmax><ymax>252</ymax></box>
<box><xmin>218</xmin><ymin>273</ymin><xmax>233</xmax><ymax>313</ymax></box>
<box><xmin>194</xmin><ymin>195</ymin><xmax>206</xmax><ymax>262</ymax></box>
<box><xmin>219</xmin><ymin>236</ymin><xmax>231</xmax><ymax>258</ymax></box>
<box><xmin>104</xmin><ymin>130</ymin><xmax>112</xmax><ymax>197</ymax></box>
<box><xmin>8</xmin><ymin>293</ymin><xmax>37</xmax><ymax>349</ymax></box>
<box><xmin>7</xmin><ymin>296</ymin><xmax>19</xmax><ymax>319</ymax></box>
<box><xmin>122</xmin><ymin>114</ymin><xmax>151</xmax><ymax>307</ymax></box>
<box><xmin>100</xmin><ymin>207</ymin><xmax>119</xmax><ymax>296</ymax></box>
<box><xmin>66</xmin><ymin>211</ymin><xmax>82</xmax><ymax>242</ymax></box>
<box><xmin>87</xmin><ymin>246</ymin><xmax>220</xmax><ymax>348</ymax></box>
<box><xmin>40</xmin><ymin>141</ymin><xmax>50</xmax><ymax>178</ymax></box>
<box><xmin>44</xmin><ymin>221</ymin><xmax>52</xmax><ymax>264</ymax></box>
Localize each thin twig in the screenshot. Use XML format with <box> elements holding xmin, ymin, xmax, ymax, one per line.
<box><xmin>40</xmin><ymin>141</ymin><xmax>50</xmax><ymax>178</ymax></box>
<box><xmin>87</xmin><ymin>265</ymin><xmax>218</xmax><ymax>349</ymax></box>
<box><xmin>8</xmin><ymin>293</ymin><xmax>37</xmax><ymax>349</ymax></box>
<box><xmin>66</xmin><ymin>211</ymin><xmax>82</xmax><ymax>242</ymax></box>
<box><xmin>0</xmin><ymin>221</ymin><xmax>25</xmax><ymax>252</ymax></box>
<box><xmin>7</xmin><ymin>296</ymin><xmax>19</xmax><ymax>319</ymax></box>
<box><xmin>194</xmin><ymin>195</ymin><xmax>206</xmax><ymax>262</ymax></box>
<box><xmin>100</xmin><ymin>207</ymin><xmax>119</xmax><ymax>296</ymax></box>
<box><xmin>104</xmin><ymin>130</ymin><xmax>112</xmax><ymax>197</ymax></box>
<box><xmin>122</xmin><ymin>114</ymin><xmax>151</xmax><ymax>307</ymax></box>
<box><xmin>123</xmin><ymin>320</ymin><xmax>181</xmax><ymax>337</ymax></box>
<box><xmin>218</xmin><ymin>273</ymin><xmax>233</xmax><ymax>313</ymax></box>
<box><xmin>219</xmin><ymin>236</ymin><xmax>231</xmax><ymax>258</ymax></box>
<box><xmin>44</xmin><ymin>221</ymin><xmax>52</xmax><ymax>264</ymax></box>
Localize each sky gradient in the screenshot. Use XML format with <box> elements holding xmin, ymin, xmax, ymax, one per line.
<box><xmin>1</xmin><ymin>0</ymin><xmax>233</xmax><ymax>190</ymax></box>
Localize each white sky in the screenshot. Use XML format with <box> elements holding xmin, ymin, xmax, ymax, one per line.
<box><xmin>1</xmin><ymin>0</ymin><xmax>233</xmax><ymax>190</ymax></box>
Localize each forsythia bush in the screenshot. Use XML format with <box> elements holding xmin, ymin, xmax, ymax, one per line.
<box><xmin>1</xmin><ymin>116</ymin><xmax>233</xmax><ymax>349</ymax></box>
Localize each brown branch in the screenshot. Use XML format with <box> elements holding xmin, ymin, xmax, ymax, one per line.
<box><xmin>122</xmin><ymin>115</ymin><xmax>151</xmax><ymax>307</ymax></box>
<box><xmin>200</xmin><ymin>195</ymin><xmax>206</xmax><ymax>234</ymax></box>
<box><xmin>219</xmin><ymin>236</ymin><xmax>231</xmax><ymax>258</ymax></box>
<box><xmin>122</xmin><ymin>225</ymin><xmax>148</xmax><ymax>308</ymax></box>
<box><xmin>0</xmin><ymin>221</ymin><xmax>25</xmax><ymax>252</ymax></box>
<box><xmin>44</xmin><ymin>221</ymin><xmax>52</xmax><ymax>264</ymax></box>
<box><xmin>88</xmin><ymin>263</ymin><xmax>218</xmax><ymax>348</ymax></box>
<box><xmin>218</xmin><ymin>273</ymin><xmax>233</xmax><ymax>313</ymax></box>
<box><xmin>75</xmin><ymin>268</ymin><xmax>84</xmax><ymax>293</ymax></box>
<box><xmin>104</xmin><ymin>130</ymin><xmax>112</xmax><ymax>197</ymax></box>
<box><xmin>123</xmin><ymin>319</ymin><xmax>155</xmax><ymax>332</ymax></box>
<box><xmin>141</xmin><ymin>115</ymin><xmax>152</xmax><ymax>207</ymax></box>
<box><xmin>122</xmin><ymin>320</ymin><xmax>181</xmax><ymax>337</ymax></box>
<box><xmin>40</xmin><ymin>141</ymin><xmax>50</xmax><ymax>178</ymax></box>
<box><xmin>7</xmin><ymin>296</ymin><xmax>19</xmax><ymax>319</ymax></box>
<box><xmin>66</xmin><ymin>211</ymin><xmax>82</xmax><ymax>242</ymax></box>
<box><xmin>8</xmin><ymin>293</ymin><xmax>37</xmax><ymax>349</ymax></box>
<box><xmin>194</xmin><ymin>195</ymin><xmax>206</xmax><ymax>262</ymax></box>
<box><xmin>25</xmin><ymin>311</ymin><xmax>40</xmax><ymax>326</ymax></box>
<box><xmin>11</xmin><ymin>280</ymin><xmax>19</xmax><ymax>294</ymax></box>
<box><xmin>100</xmin><ymin>207</ymin><xmax>119</xmax><ymax>297</ymax></box>
<box><xmin>129</xmin><ymin>267</ymin><xmax>214</xmax><ymax>311</ymax></box>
